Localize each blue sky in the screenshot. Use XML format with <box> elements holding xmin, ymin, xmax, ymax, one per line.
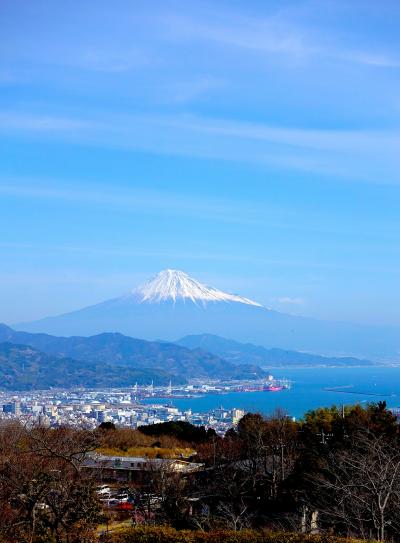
<box><xmin>1</xmin><ymin>0</ymin><xmax>400</xmax><ymax>325</ymax></box>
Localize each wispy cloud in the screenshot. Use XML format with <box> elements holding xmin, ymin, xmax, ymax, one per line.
<box><xmin>0</xmin><ymin>112</ymin><xmax>94</xmax><ymax>132</ymax></box>
<box><xmin>0</xmin><ymin>181</ymin><xmax>223</xmax><ymax>219</ymax></box>
<box><xmin>341</xmin><ymin>51</ymin><xmax>400</xmax><ymax>68</ymax></box>
<box><xmin>0</xmin><ymin>178</ymin><xmax>292</xmax><ymax>229</ymax></box>
<box><xmin>2</xmin><ymin>109</ymin><xmax>399</xmax><ymax>153</ymax></box>
<box><xmin>163</xmin><ymin>11</ymin><xmax>311</xmax><ymax>58</ymax></box>
<box><xmin>160</xmin><ymin>114</ymin><xmax>400</xmax><ymax>154</ymax></box>
<box><xmin>1</xmin><ymin>110</ymin><xmax>399</xmax><ymax>184</ymax></box>
<box><xmin>160</xmin><ymin>5</ymin><xmax>400</xmax><ymax>71</ymax></box>
<box><xmin>5</xmin><ymin>1</ymin><xmax>398</xmax><ymax>76</ymax></box>
<box><xmin>0</xmin><ymin>241</ymin><xmax>259</xmax><ymax>265</ymax></box>
<box><xmin>75</xmin><ymin>48</ymin><xmax>150</xmax><ymax>73</ymax></box>
<box><xmin>276</xmin><ymin>296</ymin><xmax>306</xmax><ymax>306</ymax></box>
<box><xmin>164</xmin><ymin>76</ymin><xmax>226</xmax><ymax>103</ymax></box>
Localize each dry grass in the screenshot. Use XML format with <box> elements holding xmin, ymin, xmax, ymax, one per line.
<box><xmin>97</xmin><ymin>427</ymin><xmax>195</xmax><ymax>459</ymax></box>
<box><xmin>97</xmin><ymin>445</ymin><xmax>194</xmax><ymax>459</ymax></box>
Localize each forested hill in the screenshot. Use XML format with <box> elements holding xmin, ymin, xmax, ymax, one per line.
<box><xmin>0</xmin><ymin>342</ymin><xmax>180</xmax><ymax>390</ymax></box>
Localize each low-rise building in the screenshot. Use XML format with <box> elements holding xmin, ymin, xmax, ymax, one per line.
<box><xmin>83</xmin><ymin>453</ymin><xmax>203</xmax><ymax>483</ymax></box>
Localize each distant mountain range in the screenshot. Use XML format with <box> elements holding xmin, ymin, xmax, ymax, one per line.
<box><xmin>14</xmin><ymin>269</ymin><xmax>400</xmax><ymax>361</ymax></box>
<box><xmin>0</xmin><ymin>324</ymin><xmax>266</xmax><ymax>390</ymax></box>
<box><xmin>177</xmin><ymin>334</ymin><xmax>375</xmax><ymax>367</ymax></box>
<box><xmin>0</xmin><ymin>322</ymin><xmax>378</xmax><ymax>391</ymax></box>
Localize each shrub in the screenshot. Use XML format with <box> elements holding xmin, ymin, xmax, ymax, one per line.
<box><xmin>110</xmin><ymin>526</ymin><xmax>366</xmax><ymax>543</ymax></box>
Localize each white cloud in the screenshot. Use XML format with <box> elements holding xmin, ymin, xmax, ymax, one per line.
<box><xmin>165</xmin><ymin>76</ymin><xmax>226</xmax><ymax>103</ymax></box>
<box><xmin>0</xmin><ymin>112</ymin><xmax>94</xmax><ymax>132</ymax></box>
<box><xmin>163</xmin><ymin>12</ymin><xmax>311</xmax><ymax>58</ymax></box>
<box><xmin>341</xmin><ymin>51</ymin><xmax>400</xmax><ymax>68</ymax></box>
<box><xmin>2</xmin><ymin>109</ymin><xmax>399</xmax><ymax>154</ymax></box>
<box><xmin>276</xmin><ymin>296</ymin><xmax>306</xmax><ymax>305</ymax></box>
<box><xmin>160</xmin><ymin>6</ymin><xmax>400</xmax><ymax>71</ymax></box>
<box><xmin>1</xmin><ymin>110</ymin><xmax>399</xmax><ymax>184</ymax></box>
<box><xmin>0</xmin><ymin>177</ymin><xmax>291</xmax><ymax>229</ymax></box>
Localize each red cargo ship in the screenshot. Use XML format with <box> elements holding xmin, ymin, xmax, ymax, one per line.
<box><xmin>263</xmin><ymin>376</ymin><xmax>290</xmax><ymax>392</ymax></box>
<box><xmin>263</xmin><ymin>383</ymin><xmax>284</xmax><ymax>392</ymax></box>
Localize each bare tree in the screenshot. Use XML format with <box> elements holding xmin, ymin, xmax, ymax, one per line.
<box><xmin>27</xmin><ymin>425</ymin><xmax>98</xmax><ymax>473</ymax></box>
<box><xmin>0</xmin><ymin>422</ymin><xmax>100</xmax><ymax>543</ymax></box>
<box><xmin>215</xmin><ymin>500</ymin><xmax>252</xmax><ymax>531</ymax></box>
<box><xmin>311</xmin><ymin>430</ymin><xmax>400</xmax><ymax>541</ymax></box>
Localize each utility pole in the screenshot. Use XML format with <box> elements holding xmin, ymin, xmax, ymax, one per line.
<box><xmin>212</xmin><ymin>434</ymin><xmax>216</xmax><ymax>467</ymax></box>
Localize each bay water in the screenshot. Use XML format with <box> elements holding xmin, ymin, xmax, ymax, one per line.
<box><xmin>142</xmin><ymin>367</ymin><xmax>400</xmax><ymax>419</ymax></box>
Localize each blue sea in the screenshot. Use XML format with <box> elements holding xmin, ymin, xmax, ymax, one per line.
<box><xmin>142</xmin><ymin>367</ymin><xmax>400</xmax><ymax>419</ymax></box>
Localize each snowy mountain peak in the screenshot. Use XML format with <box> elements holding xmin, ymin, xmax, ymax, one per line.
<box><xmin>131</xmin><ymin>269</ymin><xmax>263</xmax><ymax>307</ymax></box>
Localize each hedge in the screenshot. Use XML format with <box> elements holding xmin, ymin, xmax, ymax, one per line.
<box><xmin>110</xmin><ymin>526</ymin><xmax>366</xmax><ymax>543</ymax></box>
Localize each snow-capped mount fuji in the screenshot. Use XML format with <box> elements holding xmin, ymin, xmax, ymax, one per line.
<box><xmin>14</xmin><ymin>269</ymin><xmax>400</xmax><ymax>360</ymax></box>
<box><xmin>128</xmin><ymin>269</ymin><xmax>262</xmax><ymax>307</ymax></box>
<box><xmin>16</xmin><ymin>269</ymin><xmax>272</xmax><ymax>344</ymax></box>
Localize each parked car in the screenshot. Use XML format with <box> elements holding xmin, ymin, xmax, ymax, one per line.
<box><xmin>97</xmin><ymin>485</ymin><xmax>111</xmax><ymax>496</ymax></box>
<box><xmin>101</xmin><ymin>498</ymin><xmax>120</xmax><ymax>507</ymax></box>
<box><xmin>116</xmin><ymin>493</ymin><xmax>129</xmax><ymax>503</ymax></box>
